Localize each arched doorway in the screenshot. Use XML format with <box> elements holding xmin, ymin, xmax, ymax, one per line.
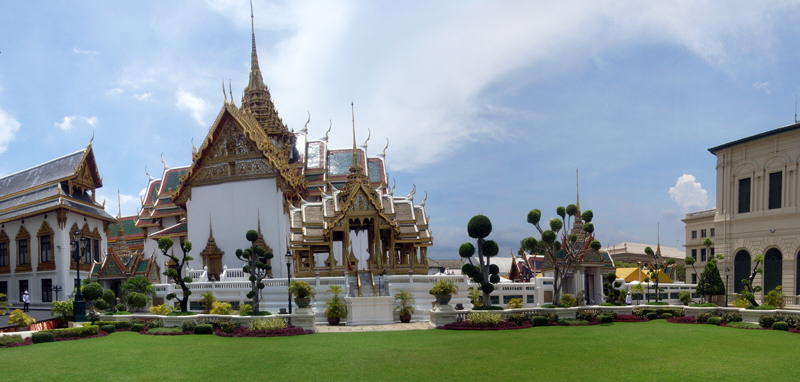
<box><xmin>764</xmin><ymin>248</ymin><xmax>782</xmax><ymax>294</ymax></box>
<box><xmin>733</xmin><ymin>250</ymin><xmax>750</xmax><ymax>293</ymax></box>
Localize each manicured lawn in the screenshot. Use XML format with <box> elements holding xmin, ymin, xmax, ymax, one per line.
<box><xmin>2</xmin><ymin>320</ymin><xmax>799</xmax><ymax>381</ymax></box>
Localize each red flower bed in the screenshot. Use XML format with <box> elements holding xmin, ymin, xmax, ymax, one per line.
<box><xmin>667</xmin><ymin>316</ymin><xmax>698</xmax><ymax>324</ymax></box>
<box><xmin>614</xmin><ymin>315</ymin><xmax>648</xmax><ymax>322</ymax></box>
<box><xmin>214</xmin><ymin>326</ymin><xmax>312</xmax><ymax>337</ymax></box>
<box><xmin>438</xmin><ymin>320</ymin><xmax>532</xmax><ymax>330</ymax></box>
<box><xmin>0</xmin><ymin>338</ymin><xmax>33</xmax><ymax>348</ymax></box>
<box><xmin>54</xmin><ymin>331</ymin><xmax>110</xmax><ymax>342</ymax></box>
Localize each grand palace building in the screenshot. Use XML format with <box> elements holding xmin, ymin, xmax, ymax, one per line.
<box><xmin>684</xmin><ymin>123</ymin><xmax>800</xmax><ymax>302</ymax></box>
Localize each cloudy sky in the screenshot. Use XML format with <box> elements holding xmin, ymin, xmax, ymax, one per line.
<box><xmin>1</xmin><ymin>1</ymin><xmax>800</xmax><ymax>259</ymax></box>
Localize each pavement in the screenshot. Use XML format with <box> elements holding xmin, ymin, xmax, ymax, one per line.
<box><xmin>315</xmin><ymin>322</ymin><xmax>434</xmax><ymax>333</ymax></box>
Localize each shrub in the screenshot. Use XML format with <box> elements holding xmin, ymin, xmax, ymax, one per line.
<box><xmin>759</xmin><ymin>315</ymin><xmax>777</xmax><ymax>329</ymax></box>
<box><xmin>776</xmin><ymin>315</ymin><xmax>799</xmax><ymax>328</ymax></box>
<box><xmin>560</xmin><ymin>319</ymin><xmax>591</xmax><ymax>326</ymax></box>
<box><xmin>661</xmin><ymin>313</ymin><xmax>673</xmax><ymax>319</ymax></box>
<box><xmin>726</xmin><ymin>321</ymin><xmax>760</xmax><ymax>329</ymax></box>
<box><xmin>101</xmin><ymin>324</ymin><xmax>116</xmax><ymax>333</ymax></box>
<box><xmin>0</xmin><ymin>334</ymin><xmax>24</xmax><ymax>346</ymax></box>
<box><xmin>667</xmin><ymin>316</ymin><xmax>697</xmax><ymax>324</ymax></box>
<box><xmin>467</xmin><ymin>312</ymin><xmax>502</xmax><ymax>325</ymax></box>
<box><xmin>532</xmin><ymin>315</ymin><xmax>550</xmax><ymax>326</ymax></box>
<box><xmin>131</xmin><ymin>323</ymin><xmax>145</xmax><ymax>332</ymax></box>
<box><xmin>102</xmin><ymin>289</ymin><xmax>116</xmax><ymax>310</ymax></box>
<box><xmin>696</xmin><ymin>312</ymin><xmax>714</xmax><ymax>323</ymax></box>
<box><xmin>181</xmin><ymin>321</ymin><xmax>196</xmax><ymax>333</ymax></box>
<box><xmin>689</xmin><ymin>303</ymin><xmax>718</xmax><ymax>307</ymax></box>
<box><xmin>210</xmin><ymin>301</ymin><xmax>233</xmax><ymax>315</ymax></box>
<box><xmin>707</xmin><ymin>316</ymin><xmax>722</xmax><ymax>325</ymax></box>
<box><xmin>8</xmin><ymin>309</ymin><xmax>35</xmax><ymax>327</ymax></box>
<box><xmin>472</xmin><ymin>305</ymin><xmax>504</xmax><ymax>310</ymax></box>
<box><xmin>51</xmin><ymin>300</ymin><xmax>74</xmax><ymax>320</ymax></box>
<box><xmin>248</xmin><ymin>318</ymin><xmax>286</xmax><ymax>331</ymax></box>
<box><xmin>239</xmin><ymin>303</ymin><xmax>253</xmax><ymax>316</ymax></box>
<box><xmin>598</xmin><ymin>314</ymin><xmax>614</xmax><ymax>323</ymax></box>
<box><xmin>148</xmin><ymin>304</ymin><xmax>173</xmax><ymax>315</ymax></box>
<box><xmin>32</xmin><ymin>331</ymin><xmax>55</xmax><ymax>344</ymax></box>
<box><xmin>200</xmin><ymin>292</ymin><xmax>217</xmax><ymax>314</ymax></box>
<box><xmin>95</xmin><ymin>321</ymin><xmax>131</xmax><ymax>330</ymax></box>
<box><xmin>325</xmin><ymin>285</ymin><xmax>347</xmax><ymax>321</ymax></box>
<box><xmin>615</xmin><ymin>314</ymin><xmax>647</xmax><ymax>322</ymax></box>
<box><xmin>217</xmin><ymin>320</ymin><xmax>241</xmax><ymax>333</ymax></box>
<box><xmin>81</xmin><ymin>282</ymin><xmax>104</xmax><ymax>302</ymax></box>
<box><xmin>772</xmin><ymin>321</ymin><xmax>789</xmax><ymax>331</ymax></box>
<box><xmin>429</xmin><ymin>279</ymin><xmax>458</xmax><ymax>296</ymax></box>
<box><xmin>115</xmin><ymin>304</ymin><xmax>127</xmax><ymax>313</ymax></box>
<box><xmin>763</xmin><ymin>286</ymin><xmax>785</xmax><ymax>308</ymax></box>
<box><xmin>44</xmin><ymin>325</ymin><xmax>99</xmax><ymax>338</ymax></box>
<box><xmin>194</xmin><ymin>324</ymin><xmax>213</xmax><ymax>334</ymax></box>
<box><xmin>678</xmin><ymin>291</ymin><xmax>692</xmax><ymax>305</ymax></box>
<box><xmin>576</xmin><ymin>309</ymin><xmax>600</xmax><ymax>322</ymax></box>
<box><xmin>751</xmin><ymin>304</ymin><xmax>777</xmax><ymax>310</ymax></box>
<box><xmin>560</xmin><ymin>294</ymin><xmax>578</xmax><ymax>308</ymax></box>
<box><xmin>541</xmin><ymin>304</ymin><xmax>558</xmax><ymax>308</ymax></box>
<box><xmin>721</xmin><ymin>311</ymin><xmax>742</xmax><ymax>324</ymax></box>
<box><xmin>126</xmin><ymin>292</ymin><xmax>147</xmax><ymax>311</ymax></box>
<box><xmin>506</xmin><ymin>298</ymin><xmax>524</xmax><ymax>309</ymax></box>
<box><xmin>645</xmin><ymin>312</ymin><xmax>658</xmax><ymax>320</ymax></box>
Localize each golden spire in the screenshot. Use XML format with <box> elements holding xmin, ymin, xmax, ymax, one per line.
<box><xmin>247</xmin><ymin>0</ymin><xmax>264</xmax><ymax>91</ymax></box>
<box><xmin>350</xmin><ymin>102</ymin><xmax>360</xmax><ymax>172</ymax></box>
<box><xmin>656</xmin><ymin>222</ymin><xmax>661</xmax><ymax>256</ymax></box>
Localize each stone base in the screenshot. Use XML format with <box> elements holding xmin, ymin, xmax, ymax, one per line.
<box><xmin>345</xmin><ymin>296</ymin><xmax>395</xmax><ymax>325</ymax></box>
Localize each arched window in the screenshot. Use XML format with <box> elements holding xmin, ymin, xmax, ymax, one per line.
<box><xmin>0</xmin><ymin>230</ymin><xmax>9</xmax><ymax>272</ymax></box>
<box><xmin>764</xmin><ymin>248</ymin><xmax>783</xmax><ymax>294</ymax></box>
<box><xmin>15</xmin><ymin>226</ymin><xmax>31</xmax><ymax>271</ymax></box>
<box><xmin>37</xmin><ymin>221</ymin><xmax>55</xmax><ymax>269</ymax></box>
<box><xmin>733</xmin><ymin>250</ymin><xmax>751</xmax><ymax>293</ymax></box>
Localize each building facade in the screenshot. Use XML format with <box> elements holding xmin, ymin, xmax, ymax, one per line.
<box><xmin>0</xmin><ymin>144</ymin><xmax>114</xmax><ymax>306</ymax></box>
<box><xmin>684</xmin><ymin>123</ymin><xmax>800</xmax><ymax>300</ymax></box>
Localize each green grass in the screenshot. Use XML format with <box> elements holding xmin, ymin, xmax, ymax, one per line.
<box><xmin>145</xmin><ymin>327</ymin><xmax>184</xmax><ymax>333</ymax></box>
<box><xmin>2</xmin><ymin>320</ymin><xmax>800</xmax><ymax>381</ymax></box>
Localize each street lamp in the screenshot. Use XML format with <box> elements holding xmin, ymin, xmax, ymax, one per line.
<box><xmin>71</xmin><ymin>231</ymin><xmax>86</xmax><ymax>322</ymax></box>
<box><xmin>725</xmin><ymin>265</ymin><xmax>730</xmax><ymax>307</ymax></box>
<box><xmin>285</xmin><ymin>249</ymin><xmax>292</xmax><ymax>315</ymax></box>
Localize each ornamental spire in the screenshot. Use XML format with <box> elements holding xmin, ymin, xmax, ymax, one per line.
<box><xmin>247</xmin><ymin>0</ymin><xmax>264</xmax><ymax>91</ymax></box>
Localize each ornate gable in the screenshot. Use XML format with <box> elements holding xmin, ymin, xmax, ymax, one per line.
<box><xmin>72</xmin><ymin>145</ymin><xmax>103</xmax><ymax>189</ymax></box>
<box><xmin>174</xmin><ymin>104</ymin><xmax>305</xmax><ymax>205</ymax></box>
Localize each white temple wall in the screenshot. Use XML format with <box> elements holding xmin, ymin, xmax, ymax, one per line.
<box><xmin>186</xmin><ymin>178</ymin><xmax>290</xmax><ymax>278</ymax></box>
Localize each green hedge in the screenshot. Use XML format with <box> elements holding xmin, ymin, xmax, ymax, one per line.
<box><xmin>194</xmin><ymin>324</ymin><xmax>213</xmax><ymax>334</ymax></box>
<box><xmin>43</xmin><ymin>325</ymin><xmax>99</xmax><ymax>338</ymax></box>
<box><xmin>101</xmin><ymin>325</ymin><xmax>116</xmax><ymax>333</ymax></box>
<box><xmin>707</xmin><ymin>317</ymin><xmax>722</xmax><ymax>325</ymax></box>
<box><xmin>0</xmin><ymin>334</ymin><xmax>24</xmax><ymax>346</ymax></box>
<box><xmin>32</xmin><ymin>332</ymin><xmax>55</xmax><ymax>344</ymax></box>
<box><xmin>131</xmin><ymin>323</ymin><xmax>145</xmax><ymax>332</ymax></box>
<box><xmin>95</xmin><ymin>321</ymin><xmax>132</xmax><ymax>330</ymax></box>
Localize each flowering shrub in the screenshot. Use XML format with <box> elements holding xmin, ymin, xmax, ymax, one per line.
<box><xmin>439</xmin><ymin>320</ymin><xmax>531</xmax><ymax>330</ymax></box>
<box><xmin>148</xmin><ymin>304</ymin><xmax>173</xmax><ymax>315</ymax></box>
<box><xmin>248</xmin><ymin>318</ymin><xmax>286</xmax><ymax>331</ymax></box>
<box><xmin>467</xmin><ymin>312</ymin><xmax>502</xmax><ymax>326</ymax></box>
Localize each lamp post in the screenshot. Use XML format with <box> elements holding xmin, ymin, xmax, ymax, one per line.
<box><xmin>285</xmin><ymin>249</ymin><xmax>292</xmax><ymax>315</ymax></box>
<box><xmin>725</xmin><ymin>265</ymin><xmax>730</xmax><ymax>307</ymax></box>
<box><xmin>71</xmin><ymin>231</ymin><xmax>86</xmax><ymax>322</ymax></box>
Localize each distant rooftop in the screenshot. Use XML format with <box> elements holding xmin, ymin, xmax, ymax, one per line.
<box><xmin>605</xmin><ymin>242</ymin><xmax>684</xmax><ymax>259</ymax></box>
<box><xmin>708</xmin><ymin>122</ymin><xmax>800</xmax><ymax>154</ymax></box>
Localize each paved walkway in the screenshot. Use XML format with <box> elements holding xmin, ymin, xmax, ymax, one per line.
<box><xmin>316</xmin><ymin>322</ymin><xmax>434</xmax><ymax>333</ymax></box>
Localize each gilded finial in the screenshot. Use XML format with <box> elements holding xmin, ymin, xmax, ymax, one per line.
<box><xmin>222</xmin><ymin>80</ymin><xmax>227</xmax><ymax>103</ymax></box>
<box><xmin>191</xmin><ymin>137</ymin><xmax>197</xmax><ymax>155</ymax></box>
<box><xmin>228</xmin><ymin>79</ymin><xmax>234</xmax><ymax>105</ymax></box>
<box><xmin>116</xmin><ymin>189</ymin><xmax>122</xmax><ymax>219</ymax></box>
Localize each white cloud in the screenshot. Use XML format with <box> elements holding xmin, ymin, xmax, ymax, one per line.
<box><xmin>0</xmin><ymin>107</ymin><xmax>21</xmax><ymax>153</ymax></box>
<box><xmin>105</xmin><ymin>87</ymin><xmax>124</xmax><ymax>96</ymax></box>
<box><xmin>176</xmin><ymin>89</ymin><xmax>210</xmax><ymax>126</ymax></box>
<box><xmin>133</xmin><ymin>92</ymin><xmax>154</xmax><ymax>102</ymax></box>
<box><xmin>96</xmin><ymin>190</ymin><xmax>142</xmax><ymax>217</ymax></box>
<box><xmin>668</xmin><ymin>174</ymin><xmax>709</xmax><ymax>212</ymax></box>
<box><xmin>73</xmin><ymin>47</ymin><xmax>99</xmax><ymax>55</ymax></box>
<box><xmin>54</xmin><ymin>115</ymin><xmax>98</xmax><ymax>131</ymax></box>
<box><xmin>752</xmin><ymin>81</ymin><xmax>772</xmax><ymax>95</ymax></box>
<box><xmin>206</xmin><ymin>0</ymin><xmax>790</xmax><ymax>170</ymax></box>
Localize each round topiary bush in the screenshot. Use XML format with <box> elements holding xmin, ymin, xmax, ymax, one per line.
<box><xmin>772</xmin><ymin>321</ymin><xmax>789</xmax><ymax>331</ymax></box>
<box><xmin>707</xmin><ymin>316</ymin><xmax>722</xmax><ymax>325</ymax></box>
<box><xmin>115</xmin><ymin>304</ymin><xmax>127</xmax><ymax>313</ymax></box>
<box><xmin>661</xmin><ymin>313</ymin><xmax>673</xmax><ymax>319</ymax></box>
<box><xmin>467</xmin><ymin>215</ymin><xmax>492</xmax><ymax>239</ymax></box>
<box><xmin>101</xmin><ymin>324</ymin><xmax>116</xmax><ymax>333</ymax></box>
<box><xmin>598</xmin><ymin>314</ymin><xmax>613</xmax><ymax>323</ymax></box>
<box><xmin>645</xmin><ymin>312</ymin><xmax>658</xmax><ymax>320</ymax></box>
<box><xmin>459</xmin><ymin>243</ymin><xmax>475</xmax><ymax>258</ymax></box>
<box><xmin>461</xmin><ymin>263</ymin><xmax>476</xmax><ymax>275</ymax></box>
<box><xmin>488</xmin><ymin>264</ymin><xmax>499</xmax><ymax>275</ymax></box>
<box><xmin>194</xmin><ymin>324</ymin><xmax>213</xmax><ymax>334</ymax></box>
<box><xmin>131</xmin><ymin>323</ymin><xmax>145</xmax><ymax>332</ymax></box>
<box><xmin>532</xmin><ymin>316</ymin><xmax>550</xmax><ymax>326</ymax></box>
<box><xmin>32</xmin><ymin>331</ymin><xmax>54</xmax><ymax>344</ymax></box>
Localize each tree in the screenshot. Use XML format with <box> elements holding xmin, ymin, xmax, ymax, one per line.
<box><xmin>685</xmin><ymin>255</ymin><xmax>698</xmax><ymax>282</ymax></box>
<box><xmin>457</xmin><ymin>215</ymin><xmax>500</xmax><ymax>307</ymax></box>
<box><xmin>523</xmin><ymin>205</ymin><xmax>601</xmax><ymax>304</ymax></box>
<box><xmin>643</xmin><ymin>247</ymin><xmax>675</xmax><ymax>303</ymax></box>
<box><xmin>738</xmin><ymin>254</ymin><xmax>764</xmax><ymax>308</ymax></box>
<box><xmin>235</xmin><ymin>230</ymin><xmax>273</xmax><ymax>314</ymax></box>
<box><xmin>159</xmin><ymin>238</ymin><xmax>194</xmax><ymax>313</ymax></box>
<box><xmin>81</xmin><ymin>282</ymin><xmax>104</xmax><ymax>311</ymax></box>
<box><xmin>603</xmin><ymin>272</ymin><xmax>624</xmax><ymax>305</ymax></box>
<box><xmin>697</xmin><ymin>257</ymin><xmax>725</xmax><ymax>302</ymax></box>
<box><xmin>630</xmin><ymin>283</ymin><xmax>645</xmax><ymax>305</ymax></box>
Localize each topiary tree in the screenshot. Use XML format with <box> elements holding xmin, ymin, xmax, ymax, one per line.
<box><xmin>523</xmin><ymin>205</ymin><xmax>601</xmax><ymax>304</ymax></box>
<box><xmin>643</xmin><ymin>246</ymin><xmax>675</xmax><ymax>303</ymax></box>
<box><xmin>603</xmin><ymin>272</ymin><xmax>624</xmax><ymax>305</ymax></box>
<box><xmin>126</xmin><ymin>292</ymin><xmax>147</xmax><ymax>312</ymax></box>
<box><xmin>738</xmin><ymin>254</ymin><xmax>764</xmax><ymax>307</ymax></box>
<box><xmin>80</xmin><ymin>282</ymin><xmax>103</xmax><ymax>310</ymax></box>
<box><xmin>235</xmin><ymin>230</ymin><xmax>273</xmax><ymax>314</ymax></box>
<box><xmin>159</xmin><ymin>238</ymin><xmax>193</xmax><ymax>313</ymax></box>
<box><xmin>458</xmin><ymin>215</ymin><xmax>500</xmax><ymax>307</ymax></box>
<box><xmin>697</xmin><ymin>255</ymin><xmax>725</xmax><ymax>303</ymax></box>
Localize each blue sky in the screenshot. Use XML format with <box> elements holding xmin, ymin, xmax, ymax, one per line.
<box><xmin>1</xmin><ymin>1</ymin><xmax>800</xmax><ymax>259</ymax></box>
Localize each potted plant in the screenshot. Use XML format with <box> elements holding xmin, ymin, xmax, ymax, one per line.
<box><xmin>288</xmin><ymin>280</ymin><xmax>315</xmax><ymax>309</ymax></box>
<box><xmin>325</xmin><ymin>286</ymin><xmax>347</xmax><ymax>325</ymax></box>
<box><xmin>394</xmin><ymin>290</ymin><xmax>415</xmax><ymax>323</ymax></box>
<box><xmin>429</xmin><ymin>279</ymin><xmax>457</xmax><ymax>306</ymax></box>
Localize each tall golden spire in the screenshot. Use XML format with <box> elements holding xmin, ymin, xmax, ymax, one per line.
<box><xmin>241</xmin><ymin>0</ymin><xmax>290</xmax><ymax>142</ymax></box>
